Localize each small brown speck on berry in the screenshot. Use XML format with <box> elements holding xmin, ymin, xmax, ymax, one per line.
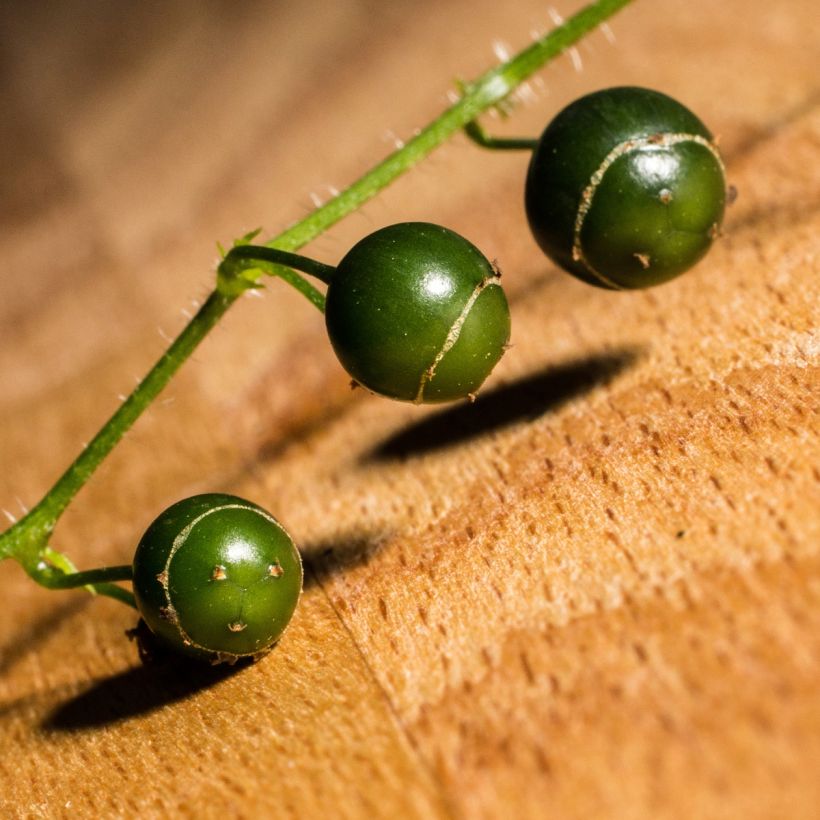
<box><xmin>159</xmin><ymin>605</ymin><xmax>176</xmax><ymax>622</ymax></box>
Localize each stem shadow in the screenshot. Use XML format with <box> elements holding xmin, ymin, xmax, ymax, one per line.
<box><xmin>0</xmin><ymin>595</ymin><xmax>89</xmax><ymax>677</ymax></box>
<box><xmin>365</xmin><ymin>347</ymin><xmax>641</xmax><ymax>462</ymax></box>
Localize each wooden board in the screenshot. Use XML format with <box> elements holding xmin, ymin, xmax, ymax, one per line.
<box><xmin>0</xmin><ymin>0</ymin><xmax>818</xmax><ymax>816</ymax></box>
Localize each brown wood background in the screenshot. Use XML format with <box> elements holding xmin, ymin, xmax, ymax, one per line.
<box><xmin>0</xmin><ymin>0</ymin><xmax>818</xmax><ymax>817</ymax></box>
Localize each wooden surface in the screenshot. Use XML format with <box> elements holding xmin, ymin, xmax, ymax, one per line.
<box><xmin>1</xmin><ymin>1</ymin><xmax>818</xmax><ymax>817</ymax></box>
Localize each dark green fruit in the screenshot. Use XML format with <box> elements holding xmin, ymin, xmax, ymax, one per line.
<box><xmin>132</xmin><ymin>493</ymin><xmax>302</xmax><ymax>664</ymax></box>
<box><xmin>525</xmin><ymin>86</ymin><xmax>727</xmax><ymax>289</ymax></box>
<box><xmin>325</xmin><ymin>222</ymin><xmax>511</xmax><ymax>403</ymax></box>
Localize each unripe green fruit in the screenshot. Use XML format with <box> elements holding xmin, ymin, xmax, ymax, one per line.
<box><xmin>325</xmin><ymin>222</ymin><xmax>511</xmax><ymax>403</ymax></box>
<box><xmin>132</xmin><ymin>494</ymin><xmax>302</xmax><ymax>664</ymax></box>
<box><xmin>525</xmin><ymin>86</ymin><xmax>727</xmax><ymax>289</ymax></box>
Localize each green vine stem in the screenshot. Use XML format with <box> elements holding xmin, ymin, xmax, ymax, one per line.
<box><xmin>0</xmin><ymin>0</ymin><xmax>635</xmax><ymax>602</ymax></box>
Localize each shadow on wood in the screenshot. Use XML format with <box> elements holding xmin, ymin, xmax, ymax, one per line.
<box><xmin>42</xmin><ymin>648</ymin><xmax>245</xmax><ymax>732</ymax></box>
<box><xmin>301</xmin><ymin>531</ymin><xmax>390</xmax><ymax>589</ymax></box>
<box><xmin>365</xmin><ymin>348</ymin><xmax>642</xmax><ymax>462</ymax></box>
<box><xmin>0</xmin><ymin>597</ymin><xmax>90</xmax><ymax>678</ymax></box>
<box><xmin>42</xmin><ymin>661</ymin><xmax>244</xmax><ymax>733</ymax></box>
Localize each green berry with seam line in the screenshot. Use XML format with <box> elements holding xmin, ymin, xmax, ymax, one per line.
<box><xmin>324</xmin><ymin>222</ymin><xmax>511</xmax><ymax>403</ymax></box>
<box><xmin>525</xmin><ymin>86</ymin><xmax>728</xmax><ymax>289</ymax></box>
<box><xmin>132</xmin><ymin>493</ymin><xmax>302</xmax><ymax>664</ymax></box>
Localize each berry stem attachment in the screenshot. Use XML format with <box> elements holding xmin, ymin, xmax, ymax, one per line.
<box><xmin>217</xmin><ymin>244</ymin><xmax>335</xmax><ymax>310</ymax></box>
<box><xmin>35</xmin><ymin>560</ymin><xmax>133</xmax><ymax>589</ymax></box>
<box><xmin>33</xmin><ymin>553</ymin><xmax>136</xmax><ymax>608</ymax></box>
<box><xmin>464</xmin><ymin>120</ymin><xmax>538</xmax><ymax>151</ymax></box>
<box><xmin>0</xmin><ymin>0</ymin><xmax>636</xmax><ymax>606</ymax></box>
<box><xmin>222</xmin><ymin>245</ymin><xmax>335</xmax><ymax>285</ymax></box>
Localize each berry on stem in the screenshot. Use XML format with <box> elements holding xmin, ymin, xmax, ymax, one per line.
<box><xmin>0</xmin><ymin>0</ymin><xmax>636</xmax><ymax>633</ymax></box>
<box><xmin>524</xmin><ymin>86</ymin><xmax>727</xmax><ymax>289</ymax></box>
<box><xmin>324</xmin><ymin>222</ymin><xmax>511</xmax><ymax>403</ymax></box>
<box><xmin>132</xmin><ymin>494</ymin><xmax>302</xmax><ymax>664</ymax></box>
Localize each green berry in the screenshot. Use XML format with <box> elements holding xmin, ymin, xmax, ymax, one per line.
<box><xmin>325</xmin><ymin>222</ymin><xmax>511</xmax><ymax>402</ymax></box>
<box><xmin>525</xmin><ymin>86</ymin><xmax>727</xmax><ymax>289</ymax></box>
<box><xmin>132</xmin><ymin>493</ymin><xmax>302</xmax><ymax>664</ymax></box>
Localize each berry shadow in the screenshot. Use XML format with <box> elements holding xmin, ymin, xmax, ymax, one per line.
<box><xmin>42</xmin><ymin>640</ymin><xmax>245</xmax><ymax>733</ymax></box>
<box><xmin>300</xmin><ymin>531</ymin><xmax>388</xmax><ymax>589</ymax></box>
<box><xmin>365</xmin><ymin>347</ymin><xmax>642</xmax><ymax>462</ymax></box>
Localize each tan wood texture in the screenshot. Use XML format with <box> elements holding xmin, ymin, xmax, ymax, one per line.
<box><xmin>0</xmin><ymin>0</ymin><xmax>818</xmax><ymax>817</ymax></box>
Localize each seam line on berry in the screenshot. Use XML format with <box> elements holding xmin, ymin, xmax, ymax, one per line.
<box><xmin>414</xmin><ymin>275</ymin><xmax>502</xmax><ymax>404</ymax></box>
<box><xmin>159</xmin><ymin>502</ymin><xmax>292</xmax><ymax>658</ymax></box>
<box><xmin>572</xmin><ymin>132</ymin><xmax>724</xmax><ymax>289</ymax></box>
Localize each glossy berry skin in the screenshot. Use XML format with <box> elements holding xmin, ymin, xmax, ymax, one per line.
<box><xmin>525</xmin><ymin>86</ymin><xmax>727</xmax><ymax>289</ymax></box>
<box><xmin>325</xmin><ymin>222</ymin><xmax>510</xmax><ymax>403</ymax></box>
<box><xmin>132</xmin><ymin>494</ymin><xmax>302</xmax><ymax>664</ymax></box>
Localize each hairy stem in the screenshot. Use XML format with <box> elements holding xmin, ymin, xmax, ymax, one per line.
<box><xmin>0</xmin><ymin>0</ymin><xmax>635</xmax><ymax>601</ymax></box>
<box><xmin>265</xmin><ymin>0</ymin><xmax>633</xmax><ymax>253</ymax></box>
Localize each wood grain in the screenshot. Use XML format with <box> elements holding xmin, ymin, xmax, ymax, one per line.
<box><xmin>0</xmin><ymin>0</ymin><xmax>818</xmax><ymax>817</ymax></box>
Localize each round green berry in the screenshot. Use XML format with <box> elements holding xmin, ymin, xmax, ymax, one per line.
<box><xmin>325</xmin><ymin>222</ymin><xmax>511</xmax><ymax>403</ymax></box>
<box><xmin>525</xmin><ymin>86</ymin><xmax>727</xmax><ymax>289</ymax></box>
<box><xmin>132</xmin><ymin>493</ymin><xmax>302</xmax><ymax>664</ymax></box>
